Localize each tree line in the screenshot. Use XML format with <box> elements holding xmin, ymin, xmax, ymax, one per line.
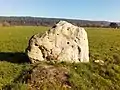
<box><xmin>0</xmin><ymin>16</ymin><xmax>119</xmax><ymax>28</ymax></box>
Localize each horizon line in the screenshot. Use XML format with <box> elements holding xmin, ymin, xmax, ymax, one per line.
<box><xmin>0</xmin><ymin>15</ymin><xmax>119</xmax><ymax>23</ymax></box>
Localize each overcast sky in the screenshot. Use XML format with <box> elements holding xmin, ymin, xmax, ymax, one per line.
<box><xmin>0</xmin><ymin>0</ymin><xmax>120</xmax><ymax>22</ymax></box>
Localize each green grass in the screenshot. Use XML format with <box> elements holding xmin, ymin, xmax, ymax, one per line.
<box><xmin>0</xmin><ymin>26</ymin><xmax>48</xmax><ymax>90</ymax></box>
<box><xmin>0</xmin><ymin>26</ymin><xmax>120</xmax><ymax>90</ymax></box>
<box><xmin>87</xmin><ymin>28</ymin><xmax>120</xmax><ymax>61</ymax></box>
<box><xmin>0</xmin><ymin>26</ymin><xmax>49</xmax><ymax>52</ymax></box>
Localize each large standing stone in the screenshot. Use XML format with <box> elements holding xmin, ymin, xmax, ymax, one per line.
<box><xmin>26</xmin><ymin>21</ymin><xmax>89</xmax><ymax>63</ymax></box>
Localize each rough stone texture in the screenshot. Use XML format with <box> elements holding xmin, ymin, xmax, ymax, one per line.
<box><xmin>26</xmin><ymin>21</ymin><xmax>89</xmax><ymax>63</ymax></box>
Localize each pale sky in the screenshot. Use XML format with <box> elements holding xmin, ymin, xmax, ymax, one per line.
<box><xmin>0</xmin><ymin>0</ymin><xmax>120</xmax><ymax>22</ymax></box>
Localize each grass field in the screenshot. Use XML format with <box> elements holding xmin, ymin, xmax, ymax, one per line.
<box><xmin>0</xmin><ymin>26</ymin><xmax>120</xmax><ymax>90</ymax></box>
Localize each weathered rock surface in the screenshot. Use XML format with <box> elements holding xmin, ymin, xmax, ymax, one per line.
<box><xmin>26</xmin><ymin>21</ymin><xmax>89</xmax><ymax>63</ymax></box>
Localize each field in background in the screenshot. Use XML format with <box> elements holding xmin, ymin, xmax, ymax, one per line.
<box><xmin>0</xmin><ymin>26</ymin><xmax>120</xmax><ymax>89</ymax></box>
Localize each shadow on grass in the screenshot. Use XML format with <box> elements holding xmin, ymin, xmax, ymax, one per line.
<box><xmin>0</xmin><ymin>52</ymin><xmax>33</xmax><ymax>89</ymax></box>
<box><xmin>0</xmin><ymin>52</ymin><xmax>31</xmax><ymax>63</ymax></box>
